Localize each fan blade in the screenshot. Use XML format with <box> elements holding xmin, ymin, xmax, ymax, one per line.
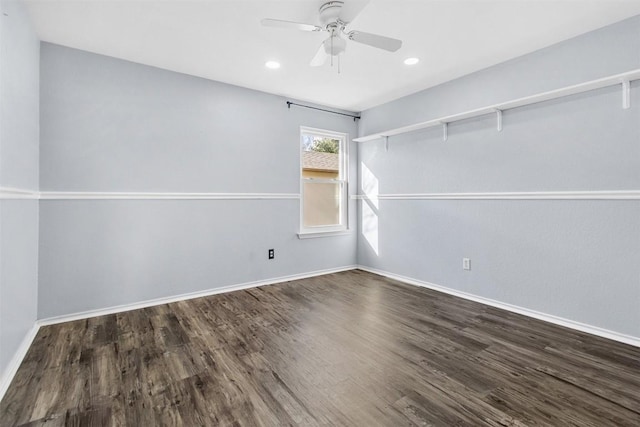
<box><xmin>310</xmin><ymin>43</ymin><xmax>328</xmax><ymax>67</ymax></box>
<box><xmin>348</xmin><ymin>31</ymin><xmax>402</xmax><ymax>52</ymax></box>
<box><xmin>261</xmin><ymin>18</ymin><xmax>323</xmax><ymax>32</ymax></box>
<box><xmin>338</xmin><ymin>0</ymin><xmax>370</xmax><ymax>24</ymax></box>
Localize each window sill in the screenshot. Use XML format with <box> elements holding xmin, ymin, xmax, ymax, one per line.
<box><xmin>297</xmin><ymin>230</ymin><xmax>351</xmax><ymax>239</ymax></box>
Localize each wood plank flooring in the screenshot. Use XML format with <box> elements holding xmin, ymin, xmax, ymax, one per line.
<box><xmin>1</xmin><ymin>269</ymin><xmax>639</xmax><ymax>426</ymax></box>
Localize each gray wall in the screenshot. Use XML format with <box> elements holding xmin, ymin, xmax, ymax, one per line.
<box><xmin>357</xmin><ymin>16</ymin><xmax>640</xmax><ymax>338</ymax></box>
<box><xmin>0</xmin><ymin>0</ymin><xmax>40</xmax><ymax>380</ymax></box>
<box><xmin>5</xmin><ymin>9</ymin><xmax>638</xmax><ymax>353</ymax></box>
<box><xmin>38</xmin><ymin>44</ymin><xmax>358</xmax><ymax>318</ymax></box>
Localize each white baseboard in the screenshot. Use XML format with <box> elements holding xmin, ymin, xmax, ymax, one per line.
<box><xmin>357</xmin><ymin>265</ymin><xmax>640</xmax><ymax>348</ymax></box>
<box><xmin>0</xmin><ymin>324</ymin><xmax>40</xmax><ymax>402</ymax></box>
<box><xmin>38</xmin><ymin>265</ymin><xmax>358</xmax><ymax>326</ymax></box>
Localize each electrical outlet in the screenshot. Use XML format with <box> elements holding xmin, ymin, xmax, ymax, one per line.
<box><xmin>463</xmin><ymin>258</ymin><xmax>471</xmax><ymax>271</ymax></box>
<box><xmin>268</xmin><ymin>249</ymin><xmax>275</xmax><ymax>260</ymax></box>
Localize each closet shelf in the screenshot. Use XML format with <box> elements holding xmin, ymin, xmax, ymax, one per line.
<box><xmin>354</xmin><ymin>69</ymin><xmax>640</xmax><ymax>143</ymax></box>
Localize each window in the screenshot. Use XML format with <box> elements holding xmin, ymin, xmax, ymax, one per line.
<box><xmin>299</xmin><ymin>127</ymin><xmax>348</xmax><ymax>236</ymax></box>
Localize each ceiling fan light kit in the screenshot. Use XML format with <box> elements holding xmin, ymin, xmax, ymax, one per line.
<box><xmin>261</xmin><ymin>0</ymin><xmax>402</xmax><ymax>70</ymax></box>
<box><xmin>325</xmin><ymin>36</ymin><xmax>346</xmax><ymax>56</ymax></box>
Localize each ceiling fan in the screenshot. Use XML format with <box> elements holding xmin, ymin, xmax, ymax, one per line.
<box><xmin>261</xmin><ymin>0</ymin><xmax>402</xmax><ymax>69</ymax></box>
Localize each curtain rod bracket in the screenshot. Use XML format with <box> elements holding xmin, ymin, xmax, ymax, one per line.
<box><xmin>622</xmin><ymin>80</ymin><xmax>630</xmax><ymax>109</ymax></box>
<box><xmin>383</xmin><ymin>136</ymin><xmax>389</xmax><ymax>151</ymax></box>
<box><xmin>495</xmin><ymin>109</ymin><xmax>503</xmax><ymax>132</ymax></box>
<box><xmin>442</xmin><ymin>123</ymin><xmax>448</xmax><ymax>142</ymax></box>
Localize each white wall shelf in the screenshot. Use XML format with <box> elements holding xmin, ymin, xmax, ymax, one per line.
<box><xmin>354</xmin><ymin>69</ymin><xmax>640</xmax><ymax>143</ymax></box>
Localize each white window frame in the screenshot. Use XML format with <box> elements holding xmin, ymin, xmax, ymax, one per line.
<box><xmin>299</xmin><ymin>126</ymin><xmax>349</xmax><ymax>238</ymax></box>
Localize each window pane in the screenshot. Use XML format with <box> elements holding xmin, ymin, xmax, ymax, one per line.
<box><xmin>303</xmin><ymin>181</ymin><xmax>342</xmax><ymax>227</ymax></box>
<box><xmin>302</xmin><ymin>136</ymin><xmax>341</xmax><ymax>179</ymax></box>
<box><xmin>300</xmin><ymin>127</ymin><xmax>347</xmax><ymax>233</ymax></box>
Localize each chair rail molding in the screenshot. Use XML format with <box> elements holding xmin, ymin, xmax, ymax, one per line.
<box><xmin>352</xmin><ymin>190</ymin><xmax>640</xmax><ymax>201</ymax></box>
<box><xmin>0</xmin><ymin>187</ymin><xmax>300</xmax><ymax>200</ymax></box>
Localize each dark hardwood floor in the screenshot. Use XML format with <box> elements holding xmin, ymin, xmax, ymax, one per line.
<box><xmin>1</xmin><ymin>270</ymin><xmax>639</xmax><ymax>426</ymax></box>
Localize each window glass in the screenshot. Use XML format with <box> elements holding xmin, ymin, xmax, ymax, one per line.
<box><xmin>300</xmin><ymin>128</ymin><xmax>347</xmax><ymax>233</ymax></box>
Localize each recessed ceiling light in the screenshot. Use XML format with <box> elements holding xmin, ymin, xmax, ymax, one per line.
<box><xmin>265</xmin><ymin>60</ymin><xmax>281</xmax><ymax>69</ymax></box>
<box><xmin>404</xmin><ymin>57</ymin><xmax>420</xmax><ymax>65</ymax></box>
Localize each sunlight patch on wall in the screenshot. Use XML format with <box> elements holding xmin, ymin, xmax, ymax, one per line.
<box><xmin>362</xmin><ymin>200</ymin><xmax>379</xmax><ymax>256</ymax></box>
<box><xmin>360</xmin><ymin>161</ymin><xmax>379</xmax><ymax>256</ymax></box>
<box><xmin>361</xmin><ymin>162</ymin><xmax>379</xmax><ymax>209</ymax></box>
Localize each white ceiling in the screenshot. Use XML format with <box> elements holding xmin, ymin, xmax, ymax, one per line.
<box><xmin>24</xmin><ymin>0</ymin><xmax>640</xmax><ymax>111</ymax></box>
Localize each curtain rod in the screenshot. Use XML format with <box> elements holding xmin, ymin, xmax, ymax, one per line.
<box><xmin>286</xmin><ymin>101</ymin><xmax>360</xmax><ymax>121</ymax></box>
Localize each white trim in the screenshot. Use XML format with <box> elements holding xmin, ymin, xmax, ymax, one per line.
<box><xmin>298</xmin><ymin>230</ymin><xmax>352</xmax><ymax>239</ymax></box>
<box><xmin>300</xmin><ymin>126</ymin><xmax>349</xmax><ymax>140</ymax></box>
<box><xmin>4</xmin><ymin>188</ymin><xmax>638</xmax><ymax>201</ymax></box>
<box><xmin>40</xmin><ymin>192</ymin><xmax>299</xmax><ymax>200</ymax></box>
<box><xmin>0</xmin><ymin>187</ymin><xmax>299</xmax><ymax>200</ymax></box>
<box><xmin>0</xmin><ymin>324</ymin><xmax>40</xmax><ymax>402</ymax></box>
<box><xmin>352</xmin><ymin>190</ymin><xmax>640</xmax><ymax>201</ymax></box>
<box><xmin>354</xmin><ymin>68</ymin><xmax>640</xmax><ymax>142</ymax></box>
<box><xmin>299</xmin><ymin>126</ymin><xmax>350</xmax><ymax>235</ymax></box>
<box><xmin>0</xmin><ymin>187</ymin><xmax>39</xmax><ymax>199</ymax></box>
<box><xmin>38</xmin><ymin>265</ymin><xmax>358</xmax><ymax>326</ymax></box>
<box><xmin>357</xmin><ymin>265</ymin><xmax>640</xmax><ymax>348</ymax></box>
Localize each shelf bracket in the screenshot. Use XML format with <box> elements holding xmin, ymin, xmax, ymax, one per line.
<box><xmin>495</xmin><ymin>109</ymin><xmax>503</xmax><ymax>132</ymax></box>
<box><xmin>442</xmin><ymin>123</ymin><xmax>448</xmax><ymax>142</ymax></box>
<box><xmin>622</xmin><ymin>80</ymin><xmax>630</xmax><ymax>109</ymax></box>
<box><xmin>383</xmin><ymin>136</ymin><xmax>389</xmax><ymax>151</ymax></box>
